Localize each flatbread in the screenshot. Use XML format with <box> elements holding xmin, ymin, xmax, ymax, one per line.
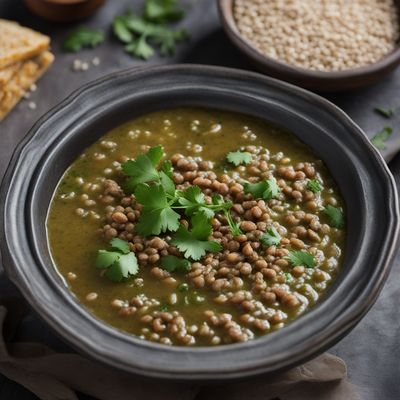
<box><xmin>0</xmin><ymin>51</ymin><xmax>54</xmax><ymax>121</ymax></box>
<box><xmin>0</xmin><ymin>19</ymin><xmax>50</xmax><ymax>69</ymax></box>
<box><xmin>0</xmin><ymin>61</ymin><xmax>21</xmax><ymax>89</ymax></box>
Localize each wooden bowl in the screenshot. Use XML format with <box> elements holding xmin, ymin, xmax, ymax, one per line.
<box><xmin>25</xmin><ymin>0</ymin><xmax>106</xmax><ymax>22</ymax></box>
<box><xmin>218</xmin><ymin>0</ymin><xmax>400</xmax><ymax>92</ymax></box>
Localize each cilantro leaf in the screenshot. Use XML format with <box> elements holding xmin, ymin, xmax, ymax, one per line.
<box><xmin>160</xmin><ymin>255</ymin><xmax>191</xmax><ymax>272</ymax></box>
<box><xmin>144</xmin><ymin>0</ymin><xmax>185</xmax><ymax>22</ymax></box>
<box><xmin>105</xmin><ymin>252</ymin><xmax>138</xmax><ymax>282</ymax></box>
<box><xmin>189</xmin><ymin>212</ymin><xmax>212</xmax><ymax>238</ymax></box>
<box><xmin>96</xmin><ymin>250</ymin><xmax>121</xmax><ymax>268</ymax></box>
<box><xmin>171</xmin><ymin>213</ymin><xmax>222</xmax><ymax>260</ymax></box>
<box><xmin>110</xmin><ymin>238</ymin><xmax>130</xmax><ymax>254</ymax></box>
<box><xmin>244</xmin><ymin>178</ymin><xmax>280</xmax><ymax>200</ymax></box>
<box><xmin>160</xmin><ymin>160</ymin><xmax>173</xmax><ymax>178</ymax></box>
<box><xmin>159</xmin><ymin>171</ymin><xmax>176</xmax><ymax>197</ymax></box>
<box><xmin>121</xmin><ymin>146</ymin><xmax>240</xmax><ymax>240</ymax></box>
<box><xmin>122</xmin><ymin>13</ymin><xmax>151</xmax><ymax>34</ymax></box>
<box><xmin>134</xmin><ymin>183</ymin><xmax>180</xmax><ymax>235</ymax></box>
<box><xmin>146</xmin><ymin>145</ymin><xmax>165</xmax><ymax>164</ymax></box>
<box><xmin>371</xmin><ymin>126</ymin><xmax>393</xmax><ymax>150</ymax></box>
<box><xmin>113</xmin><ymin>12</ymin><xmax>155</xmax><ymax>43</ymax></box>
<box><xmin>178</xmin><ymin>186</ymin><xmax>214</xmax><ymax>218</ymax></box>
<box><xmin>212</xmin><ymin>195</ymin><xmax>242</xmax><ymax>236</ymax></box>
<box><xmin>63</xmin><ymin>27</ymin><xmax>104</xmax><ymax>52</ymax></box>
<box><xmin>260</xmin><ymin>227</ymin><xmax>281</xmax><ymax>247</ymax></box>
<box><xmin>112</xmin><ymin>16</ymin><xmax>134</xmax><ymax>43</ymax></box>
<box><xmin>284</xmin><ymin>272</ymin><xmax>294</xmax><ymax>283</ymax></box>
<box><xmin>95</xmin><ymin>240</ymin><xmax>138</xmax><ymax>282</ymax></box>
<box><xmin>374</xmin><ymin>107</ymin><xmax>394</xmax><ymax>119</ymax></box>
<box><xmin>307</xmin><ymin>179</ymin><xmax>323</xmax><ymax>193</ymax></box>
<box><xmin>286</xmin><ymin>250</ymin><xmax>315</xmax><ymax>268</ymax></box>
<box><xmin>226</xmin><ymin>151</ymin><xmax>252</xmax><ymax>166</ymax></box>
<box><xmin>154</xmin><ymin>28</ymin><xmax>189</xmax><ymax>55</ymax></box>
<box><xmin>122</xmin><ymin>146</ymin><xmax>164</xmax><ymax>191</ymax></box>
<box><xmin>125</xmin><ymin>34</ymin><xmax>155</xmax><ymax>59</ymax></box>
<box><xmin>323</xmin><ymin>205</ymin><xmax>344</xmax><ymax>229</ymax></box>
<box><xmin>112</xmin><ymin>10</ymin><xmax>189</xmax><ymax>59</ymax></box>
<box><xmin>225</xmin><ymin>213</ymin><xmax>242</xmax><ymax>236</ymax></box>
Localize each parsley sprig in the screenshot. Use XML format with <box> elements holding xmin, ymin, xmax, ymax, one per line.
<box><xmin>286</xmin><ymin>250</ymin><xmax>315</xmax><ymax>268</ymax></box>
<box><xmin>171</xmin><ymin>213</ymin><xmax>222</xmax><ymax>260</ymax></box>
<box><xmin>96</xmin><ymin>238</ymin><xmax>138</xmax><ymax>282</ymax></box>
<box><xmin>307</xmin><ymin>179</ymin><xmax>323</xmax><ymax>193</ymax></box>
<box><xmin>260</xmin><ymin>227</ymin><xmax>281</xmax><ymax>247</ymax></box>
<box><xmin>144</xmin><ymin>0</ymin><xmax>185</xmax><ymax>22</ymax></box>
<box><xmin>134</xmin><ymin>182</ymin><xmax>181</xmax><ymax>235</ymax></box>
<box><xmin>371</xmin><ymin>126</ymin><xmax>393</xmax><ymax>150</ymax></box>
<box><xmin>244</xmin><ymin>178</ymin><xmax>280</xmax><ymax>200</ymax></box>
<box><xmin>63</xmin><ymin>27</ymin><xmax>105</xmax><ymax>52</ymax></box>
<box><xmin>113</xmin><ymin>5</ymin><xmax>188</xmax><ymax>60</ymax></box>
<box><xmin>226</xmin><ymin>150</ymin><xmax>252</xmax><ymax>166</ymax></box>
<box><xmin>323</xmin><ymin>205</ymin><xmax>345</xmax><ymax>229</ymax></box>
<box><xmin>121</xmin><ymin>146</ymin><xmax>241</xmax><ymax>260</ymax></box>
<box><xmin>62</xmin><ymin>1</ymin><xmax>188</xmax><ymax>57</ymax></box>
<box><xmin>160</xmin><ymin>255</ymin><xmax>191</xmax><ymax>272</ymax></box>
<box><xmin>122</xmin><ymin>146</ymin><xmax>240</xmax><ymax>236</ymax></box>
<box><xmin>374</xmin><ymin>107</ymin><xmax>395</xmax><ymax>119</ymax></box>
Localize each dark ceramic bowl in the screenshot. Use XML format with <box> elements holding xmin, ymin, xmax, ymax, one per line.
<box><xmin>0</xmin><ymin>65</ymin><xmax>399</xmax><ymax>381</ymax></box>
<box><xmin>218</xmin><ymin>0</ymin><xmax>400</xmax><ymax>92</ymax></box>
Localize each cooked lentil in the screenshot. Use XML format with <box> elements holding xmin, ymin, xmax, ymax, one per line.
<box><xmin>47</xmin><ymin>107</ymin><xmax>346</xmax><ymax>346</ymax></box>
<box><xmin>234</xmin><ymin>0</ymin><xmax>400</xmax><ymax>71</ymax></box>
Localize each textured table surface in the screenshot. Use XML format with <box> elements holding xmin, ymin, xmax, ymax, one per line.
<box><xmin>1</xmin><ymin>1</ymin><xmax>400</xmax><ymax>399</ymax></box>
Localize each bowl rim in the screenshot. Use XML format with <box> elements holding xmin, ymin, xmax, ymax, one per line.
<box><xmin>1</xmin><ymin>64</ymin><xmax>399</xmax><ymax>381</ymax></box>
<box><xmin>218</xmin><ymin>0</ymin><xmax>400</xmax><ymax>80</ymax></box>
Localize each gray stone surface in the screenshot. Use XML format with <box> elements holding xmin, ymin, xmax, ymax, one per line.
<box><xmin>0</xmin><ymin>0</ymin><xmax>399</xmax><ymax>399</ymax></box>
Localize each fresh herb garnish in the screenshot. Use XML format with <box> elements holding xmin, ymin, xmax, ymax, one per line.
<box><xmin>307</xmin><ymin>179</ymin><xmax>323</xmax><ymax>193</ymax></box>
<box><xmin>63</xmin><ymin>0</ymin><xmax>188</xmax><ymax>57</ymax></box>
<box><xmin>374</xmin><ymin>107</ymin><xmax>395</xmax><ymax>119</ymax></box>
<box><xmin>113</xmin><ymin>15</ymin><xmax>134</xmax><ymax>43</ymax></box>
<box><xmin>284</xmin><ymin>272</ymin><xmax>294</xmax><ymax>283</ymax></box>
<box><xmin>244</xmin><ymin>178</ymin><xmax>280</xmax><ymax>200</ymax></box>
<box><xmin>170</xmin><ymin>213</ymin><xmax>222</xmax><ymax>260</ymax></box>
<box><xmin>112</xmin><ymin>9</ymin><xmax>188</xmax><ymax>60</ymax></box>
<box><xmin>134</xmin><ymin>183</ymin><xmax>180</xmax><ymax>236</ymax></box>
<box><xmin>286</xmin><ymin>250</ymin><xmax>315</xmax><ymax>268</ymax></box>
<box><xmin>96</xmin><ymin>238</ymin><xmax>138</xmax><ymax>282</ymax></box>
<box><xmin>125</xmin><ymin>34</ymin><xmax>155</xmax><ymax>59</ymax></box>
<box><xmin>323</xmin><ymin>205</ymin><xmax>344</xmax><ymax>229</ymax></box>
<box><xmin>371</xmin><ymin>126</ymin><xmax>393</xmax><ymax>150</ymax></box>
<box><xmin>226</xmin><ymin>151</ymin><xmax>252</xmax><ymax>166</ymax></box>
<box><xmin>160</xmin><ymin>255</ymin><xmax>191</xmax><ymax>272</ymax></box>
<box><xmin>260</xmin><ymin>227</ymin><xmax>281</xmax><ymax>247</ymax></box>
<box><xmin>144</xmin><ymin>0</ymin><xmax>185</xmax><ymax>22</ymax></box>
<box><xmin>211</xmin><ymin>194</ymin><xmax>243</xmax><ymax>236</ymax></box>
<box><xmin>121</xmin><ymin>146</ymin><xmax>240</xmax><ymax>236</ymax></box>
<box><xmin>63</xmin><ymin>27</ymin><xmax>105</xmax><ymax>52</ymax></box>
<box><xmin>177</xmin><ymin>186</ymin><xmax>215</xmax><ymax>218</ymax></box>
<box><xmin>122</xmin><ymin>145</ymin><xmax>164</xmax><ymax>191</ymax></box>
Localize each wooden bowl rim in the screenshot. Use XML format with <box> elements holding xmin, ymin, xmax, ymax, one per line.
<box><xmin>218</xmin><ymin>0</ymin><xmax>400</xmax><ymax>81</ymax></box>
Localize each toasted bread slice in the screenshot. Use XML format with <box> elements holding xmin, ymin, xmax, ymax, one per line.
<box><xmin>0</xmin><ymin>19</ymin><xmax>50</xmax><ymax>69</ymax></box>
<box><xmin>0</xmin><ymin>61</ymin><xmax>21</xmax><ymax>89</ymax></box>
<box><xmin>0</xmin><ymin>51</ymin><xmax>54</xmax><ymax>121</ymax></box>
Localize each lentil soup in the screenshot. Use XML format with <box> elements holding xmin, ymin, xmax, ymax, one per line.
<box><xmin>47</xmin><ymin>107</ymin><xmax>346</xmax><ymax>346</ymax></box>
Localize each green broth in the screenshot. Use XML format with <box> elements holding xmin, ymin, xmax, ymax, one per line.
<box><xmin>47</xmin><ymin>107</ymin><xmax>345</xmax><ymax>346</ymax></box>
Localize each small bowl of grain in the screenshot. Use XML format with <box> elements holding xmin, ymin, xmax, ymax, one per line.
<box><xmin>218</xmin><ymin>0</ymin><xmax>400</xmax><ymax>91</ymax></box>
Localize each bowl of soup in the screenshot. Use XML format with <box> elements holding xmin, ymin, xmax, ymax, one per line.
<box><xmin>0</xmin><ymin>65</ymin><xmax>398</xmax><ymax>380</ymax></box>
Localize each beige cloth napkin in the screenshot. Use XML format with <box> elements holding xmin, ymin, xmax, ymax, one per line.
<box><xmin>0</xmin><ymin>299</ymin><xmax>361</xmax><ymax>400</ymax></box>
